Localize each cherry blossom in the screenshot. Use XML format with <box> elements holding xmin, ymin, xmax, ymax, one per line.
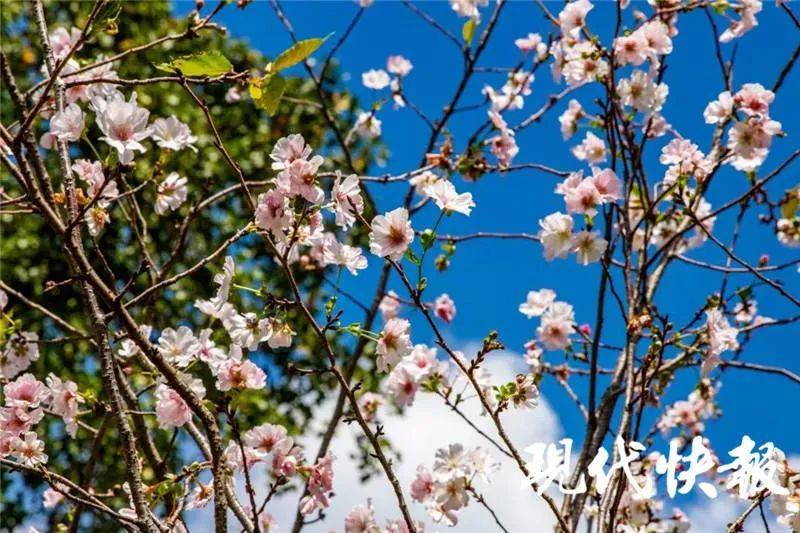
<box><xmin>539</xmin><ymin>211</ymin><xmax>574</xmax><ymax>261</ymax></box>
<box><xmin>299</xmin><ymin>453</ymin><xmax>335</xmax><ymax>515</ymax></box>
<box><xmin>11</xmin><ymin>431</ymin><xmax>47</xmax><ymax>466</ymax></box>
<box><xmin>376</xmin><ymin>317</ymin><xmax>412</xmax><ymax>372</ymax></box>
<box><xmin>155</xmin><ymin>380</ymin><xmax>201</xmax><ymax>429</ymax></box>
<box><xmin>93</xmin><ymin>91</ymin><xmax>151</xmax><ymax>164</ymax></box>
<box><xmin>423</xmin><ymin>180</ymin><xmax>475</xmax><ymax>216</ymax></box>
<box><xmin>47</xmin><ymin>103</ymin><xmax>85</xmax><ymax>144</ymax></box>
<box><xmin>519</xmin><ymin>289</ymin><xmax>557</xmax><ymax>318</ymax></box>
<box><xmin>571</xmin><ymin>230</ymin><xmax>608</xmax><ymax>265</ymax></box>
<box><xmin>537</xmin><ymin>301</ymin><xmax>576</xmax><ymax>350</ymax></box>
<box><xmin>379</xmin><ymin>290</ymin><xmax>402</xmax><ymax>320</ymax></box>
<box><xmin>362</xmin><ymin>69</ymin><xmax>391</xmax><ymax>90</ymax></box>
<box><xmin>151</xmin><ymin>115</ymin><xmax>198</xmax><ymax>152</ymax></box>
<box><xmin>49</xmin><ymin>26</ymin><xmax>82</xmax><ymax>61</ymax></box>
<box><xmin>330</xmin><ymin>173</ymin><xmax>364</xmax><ymax>229</ymax></box>
<box><xmin>559</xmin><ymin>99</ymin><xmax>584</xmax><ymax>140</ymax></box>
<box><xmin>515</xmin><ymin>32</ymin><xmax>548</xmax><ymax>58</ymax></box>
<box><xmin>559</xmin><ymin>0</ymin><xmax>593</xmax><ymax>38</ymax></box>
<box><xmin>369</xmin><ymin>207</ymin><xmax>414</xmax><ymax>261</ymax></box>
<box><xmin>255</xmin><ymin>189</ymin><xmax>293</xmax><ymax>234</ymax></box>
<box><xmin>270</xmin><ymin>133</ymin><xmax>313</xmax><ymax>171</ymax></box>
<box><xmin>354</xmin><ymin>111</ymin><xmax>382</xmax><ymax>139</ymax></box>
<box><xmin>215</xmin><ymin>349</ymin><xmax>267</xmax><ymax>391</ymax></box>
<box><xmin>703</xmin><ymin>308</ymin><xmax>739</xmax><ymax>376</ymax></box>
<box><xmin>433</xmin><ymin>294</ymin><xmax>456</xmax><ymax>324</ymax></box>
<box><xmin>387</xmin><ymin>55</ymin><xmax>413</xmax><ymax>77</ymax></box>
<box><xmin>322</xmin><ymin>234</ymin><xmax>368</xmax><ymax>275</ymax></box>
<box><xmin>572</xmin><ymin>131</ymin><xmax>607</xmax><ymax>164</ymax></box>
<box><xmin>703</xmin><ymin>91</ymin><xmax>734</xmax><ymax>124</ymax></box>
<box><xmin>449</xmin><ymin>0</ymin><xmax>488</xmax><ymax>21</ymax></box>
<box><xmin>387</xmin><ymin>366</ymin><xmax>418</xmax><ymax>407</ymax></box>
<box><xmin>157</xmin><ymin>326</ymin><xmax>199</xmax><ymax>367</ymax></box>
<box><xmin>344</xmin><ymin>502</ymin><xmax>379</xmax><ymax>533</ymax></box>
<box><xmin>227</xmin><ymin>313</ymin><xmax>272</xmax><ymax>350</ymax></box>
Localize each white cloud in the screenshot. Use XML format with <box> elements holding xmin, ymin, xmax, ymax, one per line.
<box><xmin>186</xmin><ymin>352</ymin><xmax>565</xmax><ymax>532</ymax></box>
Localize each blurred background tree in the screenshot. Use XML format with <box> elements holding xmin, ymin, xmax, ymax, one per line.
<box><xmin>0</xmin><ymin>1</ymin><xmax>384</xmax><ymax>529</ymax></box>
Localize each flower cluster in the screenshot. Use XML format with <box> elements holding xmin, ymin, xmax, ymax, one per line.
<box><xmin>409</xmin><ymin>443</ymin><xmax>498</xmax><ymax>526</ymax></box>
<box><xmin>1</xmin><ymin>372</ymin><xmax>83</xmax><ymax>466</ymax></box>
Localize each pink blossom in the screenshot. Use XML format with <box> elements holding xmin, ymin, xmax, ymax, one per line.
<box><xmin>703</xmin><ymin>308</ymin><xmax>739</xmax><ymax>376</ymax></box>
<box><xmin>49</xmin><ymin>27</ymin><xmax>82</xmax><ymax>61</ymax></box>
<box><xmin>228</xmin><ymin>313</ymin><xmax>273</xmax><ymax>350</ymax></box>
<box><xmin>571</xmin><ymin>230</ymin><xmax>608</xmax><ymax>265</ymax></box>
<box><xmin>362</xmin><ymin>69</ymin><xmax>390</xmax><ymax>90</ymax></box>
<box><xmin>559</xmin><ymin>0</ymin><xmax>593</xmax><ymax>38</ymax></box>
<box><xmin>387</xmin><ymin>55</ymin><xmax>413</xmax><ymax>77</ymax></box>
<box><xmin>376</xmin><ymin>318</ymin><xmax>412</xmax><ymax>372</ymax></box>
<box><xmin>539</xmin><ymin>212</ymin><xmax>574</xmax><ymax>261</ymax></box>
<box><xmin>92</xmin><ymin>91</ymin><xmax>151</xmax><ymax>165</ymax></box>
<box><xmin>154</xmin><ymin>383</ymin><xmax>194</xmax><ymax>429</ymax></box>
<box><xmin>354</xmin><ymin>111</ymin><xmax>382</xmax><ymax>139</ymax></box>
<box><xmin>369</xmin><ymin>208</ymin><xmax>414</xmax><ymax>261</ymax></box>
<box><xmin>215</xmin><ymin>357</ymin><xmax>267</xmax><ymax>391</ymax></box>
<box><xmin>344</xmin><ymin>502</ymin><xmax>379</xmax><ymax>533</ymax></box>
<box><xmin>565</xmin><ymin>179</ymin><xmax>602</xmax><ymax>217</ymax></box>
<box><xmin>733</xmin><ymin>83</ymin><xmax>774</xmax><ymax>117</ymax></box>
<box><xmin>572</xmin><ymin>131</ymin><xmax>607</xmax><ymax>164</ymax></box>
<box><xmin>331</xmin><ymin>173</ymin><xmax>364</xmax><ymax>229</ymax></box>
<box><xmin>45</xmin><ymin>374</ymin><xmax>83</xmax><ymax>435</ymax></box>
<box><xmin>322</xmin><ymin>234</ymin><xmax>368</xmax><ymax>275</ymax></box>
<box><xmin>42</xmin><ymin>487</ymin><xmax>64</xmax><ymax>509</ymax></box>
<box><xmin>359</xmin><ymin>392</ymin><xmax>384</xmax><ymax>422</ymax></box>
<box><xmin>151</xmin><ymin>115</ymin><xmax>197</xmax><ymax>152</ymax></box>
<box><xmin>270</xmin><ymin>134</ymin><xmax>313</xmax><ymax>171</ymax></box>
<box><xmin>519</xmin><ymin>289</ymin><xmax>556</xmax><ymax>318</ymax></box>
<box><xmin>4</xmin><ymin>374</ymin><xmax>47</xmax><ymax>409</ymax></box>
<box><xmin>589</xmin><ymin>167</ymin><xmax>622</xmax><ymax>202</ymax></box>
<box><xmin>410</xmin><ymin>465</ymin><xmax>435</xmax><ymax>501</ymax></box>
<box><xmin>155</xmin><ymin>172</ymin><xmax>188</xmax><ymax>215</ymax></box>
<box><xmin>379</xmin><ymin>290</ymin><xmax>401</xmax><ymax>321</ymax></box>
<box><xmin>48</xmin><ymin>103</ymin><xmax>85</xmax><ymax>143</ymax></box>
<box><xmin>537</xmin><ymin>301</ymin><xmax>576</xmax><ymax>350</ymax></box>
<box><xmin>640</xmin><ymin>21</ymin><xmax>673</xmax><ymax>57</ymax></box>
<box><xmin>401</xmin><ymin>344</ymin><xmax>439</xmax><ymax>380</ymax></box>
<box><xmin>703</xmin><ymin>91</ymin><xmax>733</xmax><ymax>124</ymax></box>
<box><xmin>559</xmin><ymin>99</ymin><xmax>583</xmax><ymax>140</ymax></box>
<box><xmin>244</xmin><ymin>423</ymin><xmax>290</xmax><ymax>455</ymax></box>
<box><xmin>387</xmin><ymin>366</ymin><xmax>418</xmax><ymax>407</ymax></box>
<box><xmin>0</xmin><ymin>406</ymin><xmax>43</xmax><ymax>435</ymax></box>
<box><xmin>434</xmin><ymin>294</ymin><xmax>457</xmax><ymax>324</ymax></box>
<box><xmin>72</xmin><ymin>159</ymin><xmax>118</xmax><ymax>207</ymax></box>
<box><xmin>276</xmin><ymin>156</ymin><xmax>325</xmax><ymax>204</ymax></box>
<box><xmin>255</xmin><ymin>189</ymin><xmax>292</xmax><ymax>234</ymax></box>
<box><xmin>300</xmin><ymin>453</ymin><xmax>334</xmax><ymax>515</ymax></box>
<box><xmin>272</xmin><ymin>440</ymin><xmax>303</xmax><ymax>477</ymax></box>
<box><xmin>12</xmin><ymin>431</ymin><xmax>47</xmax><ymax>466</ymax></box>
<box><xmin>614</xmin><ymin>32</ymin><xmax>649</xmax><ymax>66</ymax></box>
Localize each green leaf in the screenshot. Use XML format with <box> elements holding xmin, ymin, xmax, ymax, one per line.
<box><xmin>405</xmin><ymin>249</ymin><xmax>421</xmax><ymax>266</ymax></box>
<box><xmin>417</xmin><ymin>277</ymin><xmax>428</xmax><ymax>293</ymax></box>
<box><xmin>462</xmin><ymin>18</ymin><xmax>476</xmax><ymax>45</ymax></box>
<box><xmin>156</xmin><ymin>50</ymin><xmax>233</xmax><ymax>77</ymax></box>
<box><xmin>270</xmin><ymin>35</ymin><xmax>330</xmax><ymax>72</ymax></box>
<box><xmin>421</xmin><ymin>229</ymin><xmax>436</xmax><ymax>252</ymax></box>
<box><xmin>251</xmin><ymin>74</ymin><xmax>287</xmax><ymax>116</ymax></box>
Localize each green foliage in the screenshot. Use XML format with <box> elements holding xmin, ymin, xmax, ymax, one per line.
<box><xmin>155</xmin><ymin>50</ymin><xmax>233</xmax><ymax>76</ymax></box>
<box><xmin>270</xmin><ymin>35</ymin><xmax>329</xmax><ymax>73</ymax></box>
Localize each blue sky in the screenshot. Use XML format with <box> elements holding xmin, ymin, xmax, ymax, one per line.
<box><xmin>177</xmin><ymin>1</ymin><xmax>798</xmax><ymax>527</ymax></box>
